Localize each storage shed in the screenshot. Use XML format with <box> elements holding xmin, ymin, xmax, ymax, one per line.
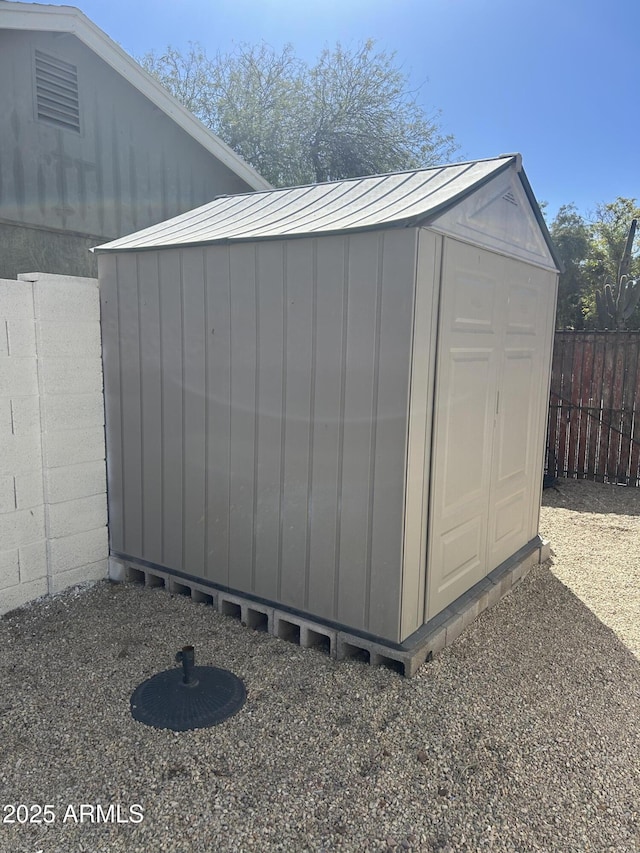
<box><xmin>97</xmin><ymin>154</ymin><xmax>560</xmax><ymax>658</ymax></box>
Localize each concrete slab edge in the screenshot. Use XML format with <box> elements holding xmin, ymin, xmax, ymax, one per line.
<box><xmin>107</xmin><ymin>541</ymin><xmax>548</xmax><ymax>678</ymax></box>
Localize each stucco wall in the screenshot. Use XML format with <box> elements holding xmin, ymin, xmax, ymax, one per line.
<box><xmin>0</xmin><ymin>272</ymin><xmax>107</xmax><ymax>616</ymax></box>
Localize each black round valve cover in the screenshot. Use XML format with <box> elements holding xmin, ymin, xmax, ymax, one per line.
<box><xmin>130</xmin><ymin>664</ymin><xmax>246</xmax><ymax>731</ymax></box>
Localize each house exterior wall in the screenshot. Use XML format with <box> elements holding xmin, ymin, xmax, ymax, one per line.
<box><xmin>100</xmin><ymin>228</ymin><xmax>418</xmax><ymax>643</ymax></box>
<box><xmin>0</xmin><ymin>30</ymin><xmax>255</xmax><ymax>278</ymax></box>
<box><xmin>0</xmin><ymin>272</ymin><xmax>108</xmax><ymax>616</ymax></box>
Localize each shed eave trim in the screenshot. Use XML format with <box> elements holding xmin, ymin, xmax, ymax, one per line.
<box><xmin>93</xmin><ymin>219</ymin><xmax>424</xmax><ymax>253</ymax></box>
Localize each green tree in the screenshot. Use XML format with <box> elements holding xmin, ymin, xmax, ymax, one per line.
<box><xmin>549</xmin><ymin>203</ymin><xmax>592</xmax><ymax>329</ymax></box>
<box><xmin>549</xmin><ymin>198</ymin><xmax>640</xmax><ymax>329</ymax></box>
<box><xmin>582</xmin><ymin>198</ymin><xmax>640</xmax><ymax>328</ymax></box>
<box><xmin>139</xmin><ymin>40</ymin><xmax>458</xmax><ymax>187</ymax></box>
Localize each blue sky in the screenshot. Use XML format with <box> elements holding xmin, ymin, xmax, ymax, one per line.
<box><xmin>54</xmin><ymin>0</ymin><xmax>638</xmax><ymax>221</ymax></box>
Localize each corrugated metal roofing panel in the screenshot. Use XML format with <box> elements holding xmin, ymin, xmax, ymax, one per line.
<box><xmin>95</xmin><ymin>156</ymin><xmax>518</xmax><ymax>252</ymax></box>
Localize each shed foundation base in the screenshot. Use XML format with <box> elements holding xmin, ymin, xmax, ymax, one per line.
<box><xmin>108</xmin><ymin>537</ymin><xmax>550</xmax><ymax>677</ymax></box>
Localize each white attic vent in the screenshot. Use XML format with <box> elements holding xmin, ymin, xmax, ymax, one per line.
<box><xmin>502</xmin><ymin>190</ymin><xmax>518</xmax><ymax>206</ymax></box>
<box><xmin>35</xmin><ymin>50</ymin><xmax>80</xmax><ymax>132</ymax></box>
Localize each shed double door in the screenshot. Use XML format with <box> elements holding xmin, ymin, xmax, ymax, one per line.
<box><xmin>426</xmin><ymin>238</ymin><xmax>554</xmax><ymax>619</ymax></box>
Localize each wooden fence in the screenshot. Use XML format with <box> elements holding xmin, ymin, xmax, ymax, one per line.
<box><xmin>547</xmin><ymin>331</ymin><xmax>640</xmax><ymax>486</ymax></box>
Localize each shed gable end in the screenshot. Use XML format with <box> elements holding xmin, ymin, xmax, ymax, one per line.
<box><xmin>428</xmin><ymin>169</ymin><xmax>556</xmax><ymax>270</ymax></box>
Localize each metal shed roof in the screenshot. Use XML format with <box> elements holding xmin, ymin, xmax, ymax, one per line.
<box><xmin>95</xmin><ymin>154</ymin><xmax>554</xmax><ymax>257</ymax></box>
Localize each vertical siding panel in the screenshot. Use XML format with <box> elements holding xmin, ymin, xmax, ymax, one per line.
<box><xmin>337</xmin><ymin>232</ymin><xmax>379</xmax><ymax>631</ymax></box>
<box><xmin>253</xmin><ymin>241</ymin><xmax>285</xmax><ymax>599</ymax></box>
<box><xmin>181</xmin><ymin>249</ymin><xmax>207</xmax><ymax>575</ymax></box>
<box><xmin>228</xmin><ymin>244</ymin><xmax>257</xmax><ymax>592</ymax></box>
<box><xmin>368</xmin><ymin>230</ymin><xmax>416</xmax><ymax>640</ymax></box>
<box><xmin>137</xmin><ymin>252</ymin><xmax>163</xmax><ymax>564</ymax></box>
<box><xmin>204</xmin><ymin>245</ymin><xmax>231</xmax><ymax>584</ymax></box>
<box><xmin>280</xmin><ymin>240</ymin><xmax>314</xmax><ymax>609</ymax></box>
<box><xmin>307</xmin><ymin>237</ymin><xmax>346</xmax><ymax>620</ymax></box>
<box><xmin>99</xmin><ymin>253</ymin><xmax>123</xmax><ymax>552</ymax></box>
<box><xmin>159</xmin><ymin>250</ymin><xmax>183</xmax><ymax>570</ymax></box>
<box><xmin>117</xmin><ymin>253</ymin><xmax>143</xmax><ymax>556</ymax></box>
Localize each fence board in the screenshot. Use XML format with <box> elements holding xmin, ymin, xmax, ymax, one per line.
<box><xmin>547</xmin><ymin>330</ymin><xmax>640</xmax><ymax>487</ymax></box>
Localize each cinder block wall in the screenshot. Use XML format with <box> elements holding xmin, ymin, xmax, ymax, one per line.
<box><xmin>0</xmin><ymin>272</ymin><xmax>108</xmax><ymax>616</ymax></box>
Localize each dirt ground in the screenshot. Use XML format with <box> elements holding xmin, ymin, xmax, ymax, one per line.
<box><xmin>541</xmin><ymin>477</ymin><xmax>640</xmax><ymax>661</ymax></box>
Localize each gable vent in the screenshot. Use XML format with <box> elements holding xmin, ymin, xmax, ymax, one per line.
<box><xmin>35</xmin><ymin>50</ymin><xmax>80</xmax><ymax>132</ymax></box>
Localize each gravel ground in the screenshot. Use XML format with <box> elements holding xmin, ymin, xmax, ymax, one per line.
<box><xmin>1</xmin><ymin>479</ymin><xmax>640</xmax><ymax>853</ymax></box>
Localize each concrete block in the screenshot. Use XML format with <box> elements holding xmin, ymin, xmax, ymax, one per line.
<box><xmin>486</xmin><ymin>580</ymin><xmax>502</xmax><ymax>609</ymax></box>
<box><xmin>45</xmin><ymin>460</ymin><xmax>106</xmax><ymax>503</ymax></box>
<box><xmin>6</xmin><ymin>319</ymin><xmax>36</xmax><ymax>357</ymax></box>
<box><xmin>49</xmin><ymin>559</ymin><xmax>107</xmax><ymax>593</ymax></box>
<box><xmin>272</xmin><ymin>610</ymin><xmax>335</xmax><ymax>654</ymax></box>
<box><xmin>49</xmin><ymin>526</ymin><xmax>108</xmax><ymax>573</ymax></box>
<box><xmin>14</xmin><ymin>470</ymin><xmax>44</xmax><ymax>509</ymax></box>
<box><xmin>444</xmin><ymin>613</ymin><xmax>465</xmax><ymax>646</ymax></box>
<box><xmin>0</xmin><ymin>281</ymin><xmax>33</xmax><ymax>320</ymax></box>
<box><xmin>273</xmin><ymin>611</ymin><xmax>304</xmax><ymax>644</ymax></box>
<box><xmin>0</xmin><ymin>506</ymin><xmax>45</xmax><ymax>550</ymax></box>
<box><xmin>0</xmin><ymin>357</ymin><xmax>38</xmax><ymax>397</ymax></box>
<box><xmin>0</xmin><ymin>548</ymin><xmax>20</xmax><ymax>590</ymax></box>
<box><xmin>10</xmin><ymin>396</ymin><xmax>41</xmax><ymax>435</ymax></box>
<box><xmin>36</xmin><ymin>321</ymin><xmax>102</xmax><ymax>359</ymax></box>
<box><xmin>108</xmin><ymin>558</ymin><xmax>157</xmax><ymax>588</ymax></box>
<box><xmin>0</xmin><ymin>577</ymin><xmax>48</xmax><ymax>617</ymax></box>
<box><xmin>43</xmin><ymin>426</ymin><xmax>105</xmax><ymax>468</ymax></box>
<box><xmin>47</xmin><ymin>493</ymin><xmax>107</xmax><ymax>539</ymax></box>
<box><xmin>0</xmin><ymin>476</ymin><xmax>16</xmax><ymax>513</ymax></box>
<box><xmin>143</xmin><ymin>569</ymin><xmax>169</xmax><ymax>588</ymax></box>
<box><xmin>43</xmin><ymin>393</ymin><xmax>104</xmax><ymax>432</ymax></box>
<box><xmin>499</xmin><ymin>572</ymin><xmax>513</xmax><ymax>597</ymax></box>
<box><xmin>477</xmin><ymin>589</ymin><xmax>490</xmax><ymax>615</ymax></box>
<box><xmin>33</xmin><ymin>277</ymin><xmax>99</xmax><ymax>321</ymax></box>
<box><xmin>107</xmin><ymin>556</ymin><xmax>128</xmax><ymax>582</ymax></box>
<box><xmin>189</xmin><ymin>584</ymin><xmax>218</xmax><ymax>607</ymax></box>
<box><xmin>424</xmin><ymin>625</ymin><xmax>447</xmax><ymax>658</ymax></box>
<box><xmin>461</xmin><ymin>598</ymin><xmax>480</xmax><ymax>629</ymax></box>
<box><xmin>336</xmin><ymin>634</ymin><xmax>372</xmax><ymax>662</ymax></box>
<box><xmin>18</xmin><ymin>540</ymin><xmax>47</xmax><ymax>583</ymax></box>
<box><xmin>539</xmin><ymin>539</ymin><xmax>552</xmax><ymax>562</ymax></box>
<box><xmin>300</xmin><ymin>623</ymin><xmax>336</xmax><ymax>656</ymax></box>
<box><xmin>39</xmin><ymin>357</ymin><xmax>103</xmax><ymax>395</ymax></box>
<box><xmin>510</xmin><ymin>561</ymin><xmax>525</xmax><ymax>587</ymax></box>
<box><xmin>0</xmin><ymin>432</ymin><xmax>43</xmax><ymax>476</ymax></box>
<box><xmin>217</xmin><ymin>591</ymin><xmax>248</xmax><ymax>622</ymax></box>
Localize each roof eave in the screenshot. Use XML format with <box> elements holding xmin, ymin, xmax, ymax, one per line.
<box><xmin>0</xmin><ymin>1</ymin><xmax>272</xmax><ymax>192</ymax></box>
